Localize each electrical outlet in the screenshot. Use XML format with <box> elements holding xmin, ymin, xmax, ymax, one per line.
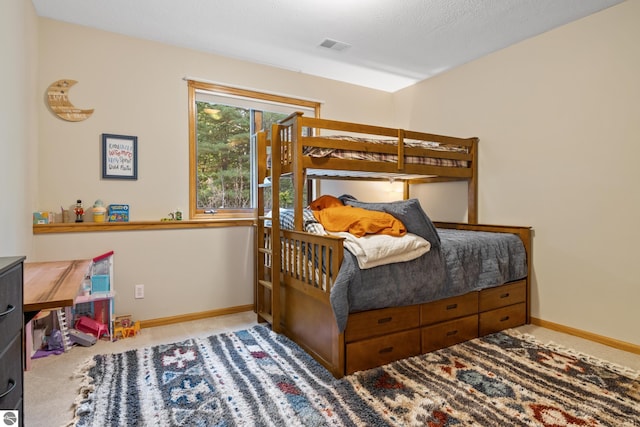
<box><xmin>135</xmin><ymin>284</ymin><xmax>144</xmax><ymax>299</ymax></box>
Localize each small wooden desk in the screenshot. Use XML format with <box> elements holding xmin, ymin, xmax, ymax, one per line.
<box><xmin>23</xmin><ymin>259</ymin><xmax>91</xmax><ymax>315</ymax></box>
<box><xmin>23</xmin><ymin>259</ymin><xmax>91</xmax><ymax>370</ymax></box>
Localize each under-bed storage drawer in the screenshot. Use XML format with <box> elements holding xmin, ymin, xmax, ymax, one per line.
<box><xmin>346</xmin><ymin>329</ymin><xmax>421</xmax><ymax>374</ymax></box>
<box><xmin>422</xmin><ymin>315</ymin><xmax>478</xmax><ymax>353</ymax></box>
<box><xmin>479</xmin><ymin>303</ymin><xmax>526</xmax><ymax>336</ymax></box>
<box><xmin>420</xmin><ymin>292</ymin><xmax>478</xmax><ymax>325</ymax></box>
<box><xmin>479</xmin><ymin>280</ymin><xmax>526</xmax><ymax>312</ymax></box>
<box><xmin>345</xmin><ymin>305</ymin><xmax>420</xmax><ymax>343</ymax></box>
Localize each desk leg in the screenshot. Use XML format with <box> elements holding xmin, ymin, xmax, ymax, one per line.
<box><xmin>25</xmin><ymin>319</ymin><xmax>33</xmax><ymax>371</ymax></box>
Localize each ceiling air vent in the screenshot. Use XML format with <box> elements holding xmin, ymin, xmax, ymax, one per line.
<box><xmin>318</xmin><ymin>38</ymin><xmax>351</xmax><ymax>52</ymax></box>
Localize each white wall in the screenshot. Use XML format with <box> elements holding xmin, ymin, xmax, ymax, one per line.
<box><xmin>33</xmin><ymin>227</ymin><xmax>253</xmax><ymax>320</ymax></box>
<box><xmin>319</xmin><ymin>180</ymin><xmax>405</xmax><ymax>203</ymax></box>
<box><xmin>393</xmin><ymin>1</ymin><xmax>640</xmax><ymax>345</ymax></box>
<box><xmin>0</xmin><ymin>0</ymin><xmax>37</xmax><ymax>258</ymax></box>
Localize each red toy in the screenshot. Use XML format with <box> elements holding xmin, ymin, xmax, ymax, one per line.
<box><xmin>75</xmin><ymin>316</ymin><xmax>109</xmax><ymax>339</ymax></box>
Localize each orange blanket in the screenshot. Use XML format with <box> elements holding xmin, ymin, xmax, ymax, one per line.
<box><xmin>309</xmin><ymin>195</ymin><xmax>406</xmax><ymax>237</ymax></box>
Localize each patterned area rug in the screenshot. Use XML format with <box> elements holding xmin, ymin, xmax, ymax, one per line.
<box><xmin>71</xmin><ymin>325</ymin><xmax>639</xmax><ymax>426</ymax></box>
<box><xmin>345</xmin><ymin>332</ymin><xmax>639</xmax><ymax>426</ymax></box>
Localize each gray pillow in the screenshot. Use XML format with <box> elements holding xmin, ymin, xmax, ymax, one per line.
<box><xmin>343</xmin><ymin>198</ymin><xmax>440</xmax><ymax>247</ymax></box>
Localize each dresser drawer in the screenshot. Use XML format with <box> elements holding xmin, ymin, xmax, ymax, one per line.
<box><xmin>0</xmin><ymin>264</ymin><xmax>22</xmax><ymax>352</ymax></box>
<box><xmin>346</xmin><ymin>329</ymin><xmax>421</xmax><ymax>374</ymax></box>
<box><xmin>0</xmin><ymin>334</ymin><xmax>23</xmax><ymax>410</ymax></box>
<box><xmin>421</xmin><ymin>292</ymin><xmax>478</xmax><ymax>325</ymax></box>
<box><xmin>479</xmin><ymin>281</ymin><xmax>526</xmax><ymax>312</ymax></box>
<box><xmin>345</xmin><ymin>305</ymin><xmax>420</xmax><ymax>343</ymax></box>
<box><xmin>422</xmin><ymin>315</ymin><xmax>478</xmax><ymax>353</ymax></box>
<box><xmin>479</xmin><ymin>303</ymin><xmax>526</xmax><ymax>336</ymax></box>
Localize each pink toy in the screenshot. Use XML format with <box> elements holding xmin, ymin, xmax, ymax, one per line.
<box><xmin>75</xmin><ymin>316</ymin><xmax>110</xmax><ymax>339</ymax></box>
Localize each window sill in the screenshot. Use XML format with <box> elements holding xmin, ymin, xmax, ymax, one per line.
<box><xmin>33</xmin><ymin>219</ymin><xmax>254</xmax><ymax>234</ymax></box>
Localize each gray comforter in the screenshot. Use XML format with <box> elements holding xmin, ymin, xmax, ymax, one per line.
<box><xmin>329</xmin><ymin>228</ymin><xmax>528</xmax><ymax>332</ymax></box>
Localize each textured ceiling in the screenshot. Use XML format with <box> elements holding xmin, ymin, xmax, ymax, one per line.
<box><xmin>31</xmin><ymin>0</ymin><xmax>623</xmax><ymax>92</ymax></box>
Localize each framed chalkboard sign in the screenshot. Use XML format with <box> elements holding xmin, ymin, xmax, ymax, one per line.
<box><xmin>102</xmin><ymin>133</ymin><xmax>138</xmax><ymax>180</ymax></box>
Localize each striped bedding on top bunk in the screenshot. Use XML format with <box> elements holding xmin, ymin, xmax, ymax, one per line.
<box><xmin>303</xmin><ymin>135</ymin><xmax>469</xmax><ymax>168</ymax></box>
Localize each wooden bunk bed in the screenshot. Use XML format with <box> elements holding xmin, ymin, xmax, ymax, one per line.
<box><xmin>255</xmin><ymin>112</ymin><xmax>532</xmax><ymax>378</ymax></box>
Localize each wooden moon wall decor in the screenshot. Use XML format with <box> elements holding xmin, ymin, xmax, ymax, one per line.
<box><xmin>47</xmin><ymin>79</ymin><xmax>94</xmax><ymax>122</ymax></box>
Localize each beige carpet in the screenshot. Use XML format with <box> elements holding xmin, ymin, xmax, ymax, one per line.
<box><xmin>24</xmin><ymin>312</ymin><xmax>639</xmax><ymax>427</ymax></box>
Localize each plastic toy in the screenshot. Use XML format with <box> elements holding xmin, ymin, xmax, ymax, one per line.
<box><xmin>113</xmin><ymin>324</ymin><xmax>125</xmax><ymax>340</ymax></box>
<box><xmin>75</xmin><ymin>316</ymin><xmax>110</xmax><ymax>339</ymax></box>
<box><xmin>123</xmin><ymin>321</ymin><xmax>140</xmax><ymax>338</ymax></box>
<box><xmin>74</xmin><ymin>200</ymin><xmax>84</xmax><ymax>222</ymax></box>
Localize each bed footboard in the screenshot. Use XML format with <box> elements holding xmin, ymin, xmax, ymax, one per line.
<box><xmin>279</xmin><ymin>230</ymin><xmax>344</xmax><ymax>297</ymax></box>
<box><xmin>277</xmin><ymin>230</ymin><xmax>346</xmax><ymax>377</ymax></box>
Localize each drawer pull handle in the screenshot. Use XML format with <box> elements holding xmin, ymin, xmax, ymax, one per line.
<box><xmin>446</xmin><ymin>330</ymin><xmax>459</xmax><ymax>336</ymax></box>
<box><xmin>379</xmin><ymin>347</ymin><xmax>393</xmax><ymax>354</ymax></box>
<box><xmin>446</xmin><ymin>303</ymin><xmax>458</xmax><ymax>310</ymax></box>
<box><xmin>0</xmin><ymin>379</ymin><xmax>16</xmax><ymax>399</ymax></box>
<box><xmin>377</xmin><ymin>317</ymin><xmax>392</xmax><ymax>324</ymax></box>
<box><xmin>500</xmin><ymin>316</ymin><xmax>510</xmax><ymax>322</ymax></box>
<box><xmin>500</xmin><ymin>293</ymin><xmax>510</xmax><ymax>299</ymax></box>
<box><xmin>0</xmin><ymin>304</ymin><xmax>15</xmax><ymax>318</ymax></box>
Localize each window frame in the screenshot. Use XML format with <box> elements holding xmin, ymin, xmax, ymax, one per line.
<box><xmin>187</xmin><ymin>80</ymin><xmax>320</xmax><ymax>220</ymax></box>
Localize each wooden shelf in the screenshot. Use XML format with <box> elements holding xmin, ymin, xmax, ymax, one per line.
<box><xmin>33</xmin><ymin>219</ymin><xmax>254</xmax><ymax>234</ymax></box>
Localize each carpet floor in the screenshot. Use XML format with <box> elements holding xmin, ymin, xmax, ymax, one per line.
<box><xmin>71</xmin><ymin>325</ymin><xmax>639</xmax><ymax>426</ymax></box>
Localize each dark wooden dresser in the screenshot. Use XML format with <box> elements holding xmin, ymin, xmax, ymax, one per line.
<box><xmin>0</xmin><ymin>256</ymin><xmax>25</xmax><ymax>426</ymax></box>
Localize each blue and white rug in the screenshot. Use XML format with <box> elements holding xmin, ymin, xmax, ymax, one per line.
<box><xmin>72</xmin><ymin>325</ymin><xmax>383</xmax><ymax>426</ymax></box>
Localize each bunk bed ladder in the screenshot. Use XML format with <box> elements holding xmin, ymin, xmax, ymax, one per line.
<box><xmin>255</xmin><ymin>128</ymin><xmax>281</xmax><ymax>331</ymax></box>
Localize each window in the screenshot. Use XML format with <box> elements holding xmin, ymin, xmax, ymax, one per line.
<box><xmin>188</xmin><ymin>80</ymin><xmax>320</xmax><ymax>219</ymax></box>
